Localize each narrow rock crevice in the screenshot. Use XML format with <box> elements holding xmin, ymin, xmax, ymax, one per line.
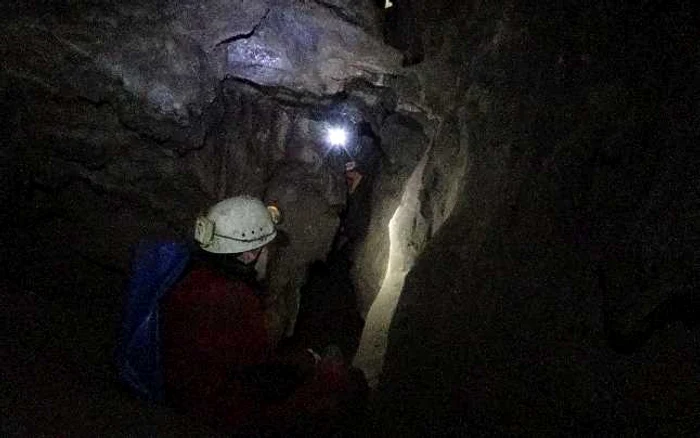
<box><xmin>213</xmin><ymin>8</ymin><xmax>271</xmax><ymax>48</ymax></box>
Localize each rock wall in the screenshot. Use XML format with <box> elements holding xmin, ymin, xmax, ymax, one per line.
<box><xmin>374</xmin><ymin>0</ymin><xmax>700</xmax><ymax>435</ymax></box>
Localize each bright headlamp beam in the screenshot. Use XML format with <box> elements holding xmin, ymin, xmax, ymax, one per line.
<box><xmin>327</xmin><ymin>127</ymin><xmax>348</xmax><ymax>147</ymax></box>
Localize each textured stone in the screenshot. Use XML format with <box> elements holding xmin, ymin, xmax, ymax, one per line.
<box><xmin>348</xmin><ymin>111</ymin><xmax>429</xmax><ymax>314</ymax></box>
<box><xmin>0</xmin><ymin>0</ymin><xmax>402</xmax><ymax>267</ymax></box>
<box><xmin>219</xmin><ymin>1</ymin><xmax>402</xmax><ymax>94</ymax></box>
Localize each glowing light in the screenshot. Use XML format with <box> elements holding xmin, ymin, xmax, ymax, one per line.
<box><xmin>352</xmin><ymin>141</ymin><xmax>430</xmax><ymax>388</ymax></box>
<box><xmin>327</xmin><ymin>127</ymin><xmax>348</xmax><ymax>147</ymax></box>
<box><xmin>385</xmin><ymin>0</ymin><xmax>394</xmax><ymax>8</ymax></box>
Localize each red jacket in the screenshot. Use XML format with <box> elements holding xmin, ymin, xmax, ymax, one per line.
<box><xmin>163</xmin><ymin>265</ymin><xmax>271</xmax><ymax>427</ymax></box>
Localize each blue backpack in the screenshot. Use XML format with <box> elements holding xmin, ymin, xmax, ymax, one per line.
<box><xmin>116</xmin><ymin>239</ymin><xmax>190</xmax><ymax>402</ymax></box>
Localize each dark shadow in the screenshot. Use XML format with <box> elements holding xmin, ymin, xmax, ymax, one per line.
<box><xmin>599</xmin><ymin>266</ymin><xmax>699</xmax><ymax>354</ymax></box>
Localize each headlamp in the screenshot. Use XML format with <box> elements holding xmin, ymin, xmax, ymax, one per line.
<box><xmin>326</xmin><ymin>127</ymin><xmax>348</xmax><ymax>148</ymax></box>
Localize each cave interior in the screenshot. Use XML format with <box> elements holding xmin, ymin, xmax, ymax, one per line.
<box><xmin>2</xmin><ymin>0</ymin><xmax>699</xmax><ymax>435</ymax></box>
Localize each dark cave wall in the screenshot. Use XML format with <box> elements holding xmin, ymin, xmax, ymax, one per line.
<box><xmin>376</xmin><ymin>0</ymin><xmax>699</xmax><ymax>435</ymax></box>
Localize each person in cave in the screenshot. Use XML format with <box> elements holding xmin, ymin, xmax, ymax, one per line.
<box><xmin>160</xmin><ymin>195</ymin><xmax>365</xmax><ymax>434</ymax></box>
<box><xmin>283</xmin><ymin>122</ymin><xmax>381</xmax><ymax>367</ymax></box>
<box><xmin>331</xmin><ymin>122</ymin><xmax>380</xmax><ymax>262</ymax></box>
<box><xmin>333</xmin><ymin>159</ymin><xmax>368</xmax><ymax>255</ymax></box>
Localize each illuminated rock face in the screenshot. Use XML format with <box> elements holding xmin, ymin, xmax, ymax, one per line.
<box><xmin>3</xmin><ymin>2</ymin><xmax>438</xmax><ymax>415</ymax></box>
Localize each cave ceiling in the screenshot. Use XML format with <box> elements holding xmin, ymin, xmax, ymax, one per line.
<box><xmin>2</xmin><ymin>0</ymin><xmax>402</xmax><ymax>130</ymax></box>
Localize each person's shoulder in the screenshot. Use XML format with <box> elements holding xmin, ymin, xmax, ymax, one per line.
<box><xmin>181</xmin><ymin>263</ymin><xmax>220</xmax><ymax>283</ymax></box>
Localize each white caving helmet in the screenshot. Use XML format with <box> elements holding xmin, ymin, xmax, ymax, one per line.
<box><xmin>194</xmin><ymin>195</ymin><xmax>281</xmax><ymax>254</ymax></box>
